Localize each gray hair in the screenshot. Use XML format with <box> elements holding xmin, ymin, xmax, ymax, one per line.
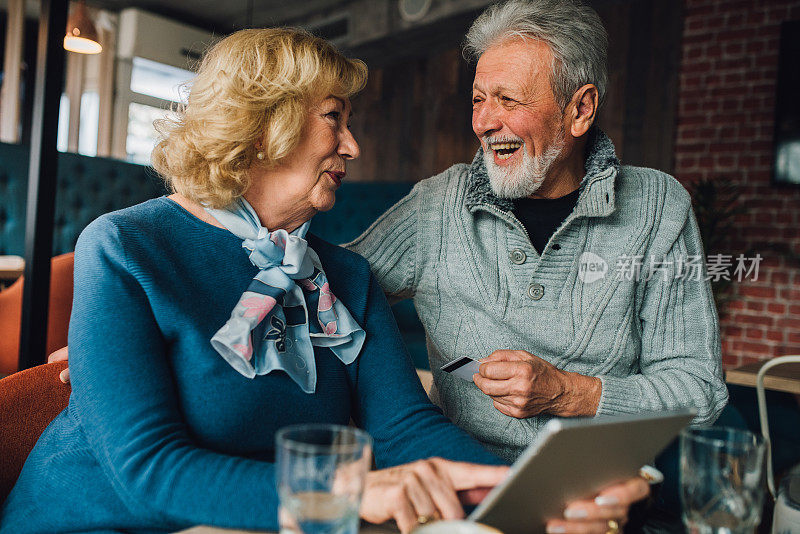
<box><xmin>464</xmin><ymin>0</ymin><xmax>608</xmax><ymax>111</ymax></box>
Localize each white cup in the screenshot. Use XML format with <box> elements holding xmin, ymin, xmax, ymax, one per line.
<box><xmin>412</xmin><ymin>520</ymin><xmax>503</xmax><ymax>534</ymax></box>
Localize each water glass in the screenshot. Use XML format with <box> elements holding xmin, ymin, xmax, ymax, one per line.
<box><xmin>276</xmin><ymin>424</ymin><xmax>372</xmax><ymax>534</ymax></box>
<box><xmin>680</xmin><ymin>427</ymin><xmax>766</xmax><ymax>534</ymax></box>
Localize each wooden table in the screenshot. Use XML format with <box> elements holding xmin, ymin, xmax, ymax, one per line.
<box><xmin>726</xmin><ymin>361</ymin><xmax>800</xmax><ymax>395</ymax></box>
<box><xmin>179</xmin><ymin>523</ymin><xmax>399</xmax><ymax>533</ymax></box>
<box><xmin>0</xmin><ymin>255</ymin><xmax>24</xmax><ymax>285</ymax></box>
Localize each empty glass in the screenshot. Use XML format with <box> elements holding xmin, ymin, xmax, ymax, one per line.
<box><xmin>680</xmin><ymin>427</ymin><xmax>766</xmax><ymax>534</ymax></box>
<box><xmin>276</xmin><ymin>424</ymin><xmax>372</xmax><ymax>534</ymax></box>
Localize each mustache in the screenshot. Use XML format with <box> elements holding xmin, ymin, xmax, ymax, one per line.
<box><xmin>483</xmin><ymin>135</ymin><xmax>525</xmax><ymax>145</ymax></box>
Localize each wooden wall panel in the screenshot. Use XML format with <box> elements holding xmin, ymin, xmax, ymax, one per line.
<box><xmin>346</xmin><ymin>0</ymin><xmax>682</xmax><ymax>183</ymax></box>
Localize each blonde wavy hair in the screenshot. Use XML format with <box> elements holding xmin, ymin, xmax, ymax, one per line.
<box><xmin>151</xmin><ymin>28</ymin><xmax>368</xmax><ymax>208</ymax></box>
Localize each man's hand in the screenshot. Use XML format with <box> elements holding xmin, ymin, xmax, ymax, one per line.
<box><xmin>473</xmin><ymin>350</ymin><xmax>601</xmax><ymax>418</ymax></box>
<box><xmin>48</xmin><ymin>346</ymin><xmax>70</xmax><ymax>383</ymax></box>
<box><xmin>360</xmin><ymin>458</ymin><xmax>509</xmax><ymax>533</ymax></box>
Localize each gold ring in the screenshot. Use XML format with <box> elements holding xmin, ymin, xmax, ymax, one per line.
<box><xmin>417</xmin><ymin>514</ymin><xmax>434</xmax><ymax>525</ymax></box>
<box><xmin>606</xmin><ymin>519</ymin><xmax>620</xmax><ymax>534</ymax></box>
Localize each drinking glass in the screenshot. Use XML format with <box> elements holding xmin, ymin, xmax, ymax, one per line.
<box><xmin>680</xmin><ymin>427</ymin><xmax>766</xmax><ymax>534</ymax></box>
<box><xmin>276</xmin><ymin>424</ymin><xmax>372</xmax><ymax>534</ymax></box>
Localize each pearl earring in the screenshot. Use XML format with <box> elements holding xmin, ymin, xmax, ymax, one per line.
<box><xmin>256</xmin><ymin>151</ymin><xmax>265</xmax><ymax>161</ymax></box>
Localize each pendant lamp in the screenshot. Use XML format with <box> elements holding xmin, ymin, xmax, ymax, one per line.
<box><xmin>64</xmin><ymin>1</ymin><xmax>102</xmax><ymax>54</ymax></box>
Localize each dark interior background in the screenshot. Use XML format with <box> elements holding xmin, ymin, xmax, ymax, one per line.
<box><xmin>344</xmin><ymin>0</ymin><xmax>682</xmax><ymax>183</ymax></box>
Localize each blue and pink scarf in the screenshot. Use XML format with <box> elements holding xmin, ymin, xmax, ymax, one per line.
<box><xmin>205</xmin><ymin>198</ymin><xmax>365</xmax><ymax>393</ymax></box>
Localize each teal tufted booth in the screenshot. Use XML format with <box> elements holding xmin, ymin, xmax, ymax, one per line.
<box><xmin>0</xmin><ymin>144</ymin><xmax>429</xmax><ymax>369</ymax></box>
<box><xmin>0</xmin><ymin>142</ymin><xmax>166</xmax><ymax>256</ymax></box>
<box><xmin>310</xmin><ymin>182</ymin><xmax>430</xmax><ymax>369</ymax></box>
<box><xmin>310</xmin><ymin>182</ymin><xmax>411</xmax><ymax>246</ymax></box>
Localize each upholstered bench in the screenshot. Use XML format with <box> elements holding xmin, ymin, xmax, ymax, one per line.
<box><xmin>0</xmin><ymin>143</ymin><xmax>429</xmax><ymax>369</ymax></box>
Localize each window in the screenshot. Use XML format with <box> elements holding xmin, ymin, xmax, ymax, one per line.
<box><xmin>119</xmin><ymin>56</ymin><xmax>194</xmax><ymax>165</ymax></box>
<box><xmin>78</xmin><ymin>92</ymin><xmax>99</xmax><ymax>157</ymax></box>
<box><xmin>126</xmin><ymin>102</ymin><xmax>178</xmax><ymax>165</ymax></box>
<box><xmin>56</xmin><ymin>94</ymin><xmax>69</xmax><ymax>153</ymax></box>
<box><xmin>130</xmin><ymin>56</ymin><xmax>193</xmax><ymax>103</ymax></box>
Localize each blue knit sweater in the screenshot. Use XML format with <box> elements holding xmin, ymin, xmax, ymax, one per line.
<box><xmin>0</xmin><ymin>198</ymin><xmax>501</xmax><ymax>534</ymax></box>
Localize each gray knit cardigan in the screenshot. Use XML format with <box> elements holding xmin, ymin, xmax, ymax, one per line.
<box><xmin>346</xmin><ymin>129</ymin><xmax>728</xmax><ymax>462</ymax></box>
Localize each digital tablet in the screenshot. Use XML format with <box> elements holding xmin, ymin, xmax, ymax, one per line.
<box><xmin>468</xmin><ymin>409</ymin><xmax>695</xmax><ymax>534</ymax></box>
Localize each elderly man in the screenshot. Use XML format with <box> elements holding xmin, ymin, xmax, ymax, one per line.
<box><xmin>346</xmin><ymin>0</ymin><xmax>728</xmax><ymax>463</ymax></box>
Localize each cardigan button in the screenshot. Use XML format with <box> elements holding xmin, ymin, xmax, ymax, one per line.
<box><xmin>527</xmin><ymin>283</ymin><xmax>544</xmax><ymax>301</ymax></box>
<box><xmin>509</xmin><ymin>249</ymin><xmax>527</xmax><ymax>264</ymax></box>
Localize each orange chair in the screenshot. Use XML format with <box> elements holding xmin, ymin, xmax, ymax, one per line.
<box><xmin>0</xmin><ymin>253</ymin><xmax>74</xmax><ymax>375</ymax></box>
<box><xmin>0</xmin><ymin>361</ymin><xmax>71</xmax><ymax>505</ymax></box>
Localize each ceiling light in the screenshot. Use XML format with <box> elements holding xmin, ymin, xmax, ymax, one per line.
<box><xmin>64</xmin><ymin>1</ymin><xmax>102</xmax><ymax>54</ymax></box>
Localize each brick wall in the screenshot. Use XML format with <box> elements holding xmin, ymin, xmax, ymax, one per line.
<box><xmin>675</xmin><ymin>0</ymin><xmax>800</xmax><ymax>367</ymax></box>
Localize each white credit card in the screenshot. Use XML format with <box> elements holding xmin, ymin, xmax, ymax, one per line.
<box><xmin>440</xmin><ymin>356</ymin><xmax>481</xmax><ymax>382</ymax></box>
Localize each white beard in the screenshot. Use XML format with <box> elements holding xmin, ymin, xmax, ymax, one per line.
<box><xmin>483</xmin><ymin>135</ymin><xmax>565</xmax><ymax>199</ymax></box>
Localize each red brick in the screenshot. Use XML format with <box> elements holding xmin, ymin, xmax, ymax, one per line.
<box><xmin>744</xmin><ymin>39</ymin><xmax>767</xmax><ymax>55</ymax></box>
<box><xmin>750</xmin><ymin>141</ymin><xmax>772</xmax><ymax>153</ymax></box>
<box><xmin>756</xmin><ymin>24</ymin><xmax>781</xmax><ymax>39</ymax></box>
<box><xmin>722</xmin><ymin>71</ymin><xmax>746</xmax><ymax>85</ymax></box>
<box><xmin>725</xmin><ymin>324</ymin><xmax>744</xmax><ymax>337</ymax></box>
<box><xmin>777</xmin><ymin>317</ymin><xmax>800</xmax><ymax>329</ymax></box>
<box><xmin>687</xmin><ymin>4</ymin><xmax>716</xmax><ymax>17</ymax></box>
<box><xmin>707</xmin><ymin>43</ymin><xmax>724</xmax><ymax>59</ymax></box>
<box><xmin>684</xmin><ymin>61</ymin><xmax>715</xmax><ymax>75</ymax></box>
<box><xmin>728</xmin><ymin>299</ymin><xmax>746</xmax><ymax>311</ymax></box>
<box><xmin>746</xmin><ymin>328</ymin><xmax>764</xmax><ymax>340</ymax></box>
<box><xmin>766</xmin><ymin>329</ymin><xmax>784</xmax><ymax>343</ymax></box>
<box><xmin>723</xmin><ymin>0</ymin><xmax>754</xmax><ymax>11</ymax></box>
<box><xmin>735</xmin><ymin>341</ymin><xmax>772</xmax><ymax>355</ymax></box>
<box><xmin>718</xmin><ymin>29</ymin><xmax>753</xmax><ymax>42</ymax></box>
<box><xmin>682</xmin><ymin>34</ymin><xmax>711</xmax><ymax>47</ymax></box>
<box><xmin>765</xmin><ymin>4</ymin><xmax>791</xmax><ymax>23</ymax></box>
<box><xmin>746</xmin><ymin>9</ymin><xmax>767</xmax><ymax>26</ymax></box>
<box><xmin>681</xmin><ymin>75</ymin><xmax>704</xmax><ymax>91</ymax></box>
<box><xmin>722</xmin><ymin>354</ymin><xmax>741</xmax><ymax>368</ymax></box>
<box><xmin>686</xmin><ymin>46</ymin><xmax>705</xmax><ymax>61</ymax></box>
<box><xmin>782</xmin><ymin>228</ymin><xmax>800</xmax><ymax>240</ymax></box>
<box><xmin>782</xmin><ymin>289</ymin><xmax>800</xmax><ymax>301</ymax></box>
<box><xmin>709</xmin><ymin>141</ymin><xmax>749</xmax><ymax>153</ymax></box>
<box><xmin>788</xmin><ymin>332</ymin><xmax>800</xmax><ymax>345</ymax></box>
<box><xmin>746</xmin><ymin>301</ymin><xmax>765</xmax><ymax>312</ymax></box>
<box><xmin>790</xmin><ymin>305</ymin><xmax>800</xmax><ymax>316</ymax></box>
<box><xmin>678</xmin><ymin>115</ymin><xmax>712</xmax><ymax>128</ymax></box>
<box><xmin>736</xmin><ymin>313</ymin><xmax>773</xmax><ymax>327</ymax></box>
<box><xmin>767</xmin><ymin>302</ymin><xmax>787</xmax><ymax>314</ymax></box>
<box><xmin>738</xmin><ymin>286</ymin><xmax>776</xmax><ymax>299</ymax></box>
<box><xmin>771</xmin><ymin>272</ymin><xmax>790</xmax><ymax>285</ymax></box>
<box><xmin>725</xmin><ymin>12</ymin><xmax>746</xmax><ymax>28</ymax></box>
<box><xmin>753</xmin><ymin>212</ymin><xmax>774</xmax><ymax>224</ymax></box>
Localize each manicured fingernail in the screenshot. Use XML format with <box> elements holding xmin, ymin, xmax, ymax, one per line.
<box><xmin>546</xmin><ymin>526</ymin><xmax>567</xmax><ymax>534</ymax></box>
<box><xmin>564</xmin><ymin>507</ymin><xmax>588</xmax><ymax>519</ymax></box>
<box><xmin>595</xmin><ymin>495</ymin><xmax>620</xmax><ymax>506</ymax></box>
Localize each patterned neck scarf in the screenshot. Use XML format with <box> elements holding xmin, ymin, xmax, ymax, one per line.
<box><xmin>205</xmin><ymin>198</ymin><xmax>365</xmax><ymax>393</ymax></box>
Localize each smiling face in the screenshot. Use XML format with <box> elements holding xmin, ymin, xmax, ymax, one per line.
<box><xmin>246</xmin><ymin>95</ymin><xmax>360</xmax><ymax>230</ymax></box>
<box><xmin>472</xmin><ymin>38</ymin><xmax>573</xmax><ymax>199</ymax></box>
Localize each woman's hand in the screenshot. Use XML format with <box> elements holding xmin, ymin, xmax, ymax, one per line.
<box><xmin>546</xmin><ymin>476</ymin><xmax>651</xmax><ymax>533</ymax></box>
<box><xmin>360</xmin><ymin>458</ymin><xmax>509</xmax><ymax>533</ymax></box>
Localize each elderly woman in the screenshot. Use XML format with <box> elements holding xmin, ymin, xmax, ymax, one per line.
<box><xmin>1</xmin><ymin>29</ymin><xmax>647</xmax><ymax>534</ymax></box>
